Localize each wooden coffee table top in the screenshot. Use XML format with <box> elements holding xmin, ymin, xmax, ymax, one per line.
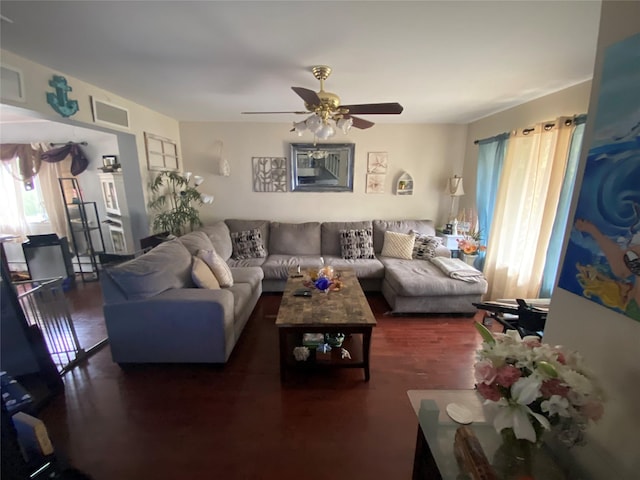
<box><xmin>276</xmin><ymin>269</ymin><xmax>377</xmax><ymax>328</ymax></box>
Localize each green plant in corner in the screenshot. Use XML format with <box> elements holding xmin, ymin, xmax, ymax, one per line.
<box><xmin>148</xmin><ymin>171</ymin><xmax>214</xmax><ymax>236</ymax></box>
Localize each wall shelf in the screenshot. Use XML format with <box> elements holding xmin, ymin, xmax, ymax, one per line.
<box><xmin>396</xmin><ymin>172</ymin><xmax>414</xmax><ymax>195</ymax></box>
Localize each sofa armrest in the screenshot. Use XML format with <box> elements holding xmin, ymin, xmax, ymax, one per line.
<box><xmin>103</xmin><ymin>288</ymin><xmax>235</xmax><ymax>363</ymax></box>
<box><xmin>435</xmin><ymin>245</ymin><xmax>452</xmax><ymax>258</ymax></box>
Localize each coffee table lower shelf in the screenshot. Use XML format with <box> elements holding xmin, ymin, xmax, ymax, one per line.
<box><xmin>278</xmin><ymin>325</ymin><xmax>373</xmax><ymax>382</ymax></box>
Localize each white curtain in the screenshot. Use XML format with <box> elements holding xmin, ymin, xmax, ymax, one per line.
<box><xmin>483</xmin><ymin>118</ymin><xmax>575</xmax><ymax>299</ymax></box>
<box><xmin>0</xmin><ymin>143</ymin><xmax>72</xmax><ymax>240</ymax></box>
<box><xmin>0</xmin><ymin>162</ymin><xmax>30</xmax><ymax>238</ymax></box>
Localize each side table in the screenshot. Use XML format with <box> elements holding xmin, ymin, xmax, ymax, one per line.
<box><xmin>436</xmin><ymin>232</ymin><xmax>464</xmax><ymax>257</ymax></box>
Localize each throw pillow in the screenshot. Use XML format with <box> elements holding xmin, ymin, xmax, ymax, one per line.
<box><xmin>339</xmin><ymin>228</ymin><xmax>375</xmax><ymax>259</ymax></box>
<box><xmin>411</xmin><ymin>231</ymin><xmax>443</xmax><ymax>259</ymax></box>
<box><xmin>197</xmin><ymin>249</ymin><xmax>234</xmax><ymax>287</ymax></box>
<box><xmin>230</xmin><ymin>228</ymin><xmax>267</xmax><ymax>260</ymax></box>
<box><xmin>381</xmin><ymin>231</ymin><xmax>416</xmax><ymax>259</ymax></box>
<box><xmin>191</xmin><ymin>256</ymin><xmax>221</xmax><ymax>290</ymax></box>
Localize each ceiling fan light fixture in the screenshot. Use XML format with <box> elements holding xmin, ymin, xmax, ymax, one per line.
<box><xmin>316</xmin><ymin>123</ymin><xmax>335</xmax><ymax>140</ymax></box>
<box><xmin>293</xmin><ymin>120</ymin><xmax>308</xmax><ymax>136</ymax></box>
<box><xmin>305</xmin><ymin>114</ymin><xmax>323</xmax><ymax>134</ymax></box>
<box><xmin>337</xmin><ymin>117</ymin><xmax>353</xmax><ymax>134</ymax></box>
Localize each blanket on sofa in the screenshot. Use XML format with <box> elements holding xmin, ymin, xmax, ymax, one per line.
<box><xmin>430</xmin><ymin>257</ymin><xmax>484</xmax><ymax>283</ymax></box>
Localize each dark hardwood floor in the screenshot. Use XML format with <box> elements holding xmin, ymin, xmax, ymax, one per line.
<box><xmin>36</xmin><ymin>281</ymin><xmax>495</xmax><ymax>480</ymax></box>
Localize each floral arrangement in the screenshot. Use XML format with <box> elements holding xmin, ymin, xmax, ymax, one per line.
<box><xmin>457</xmin><ymin>228</ymin><xmax>486</xmax><ymax>255</ymax></box>
<box><xmin>473</xmin><ymin>322</ymin><xmax>605</xmax><ymax>446</ymax></box>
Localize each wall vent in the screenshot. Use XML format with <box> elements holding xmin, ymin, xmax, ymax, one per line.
<box><xmin>91</xmin><ymin>97</ymin><xmax>130</xmax><ymax>129</ymax></box>
<box><xmin>0</xmin><ymin>65</ymin><xmax>26</xmax><ymax>102</ymax></box>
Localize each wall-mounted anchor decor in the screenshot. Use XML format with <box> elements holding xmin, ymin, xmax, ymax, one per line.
<box><xmin>46</xmin><ymin>75</ymin><xmax>79</xmax><ymax>118</ymax></box>
<box><xmin>252</xmin><ymin>157</ymin><xmax>287</xmax><ymax>192</ymax></box>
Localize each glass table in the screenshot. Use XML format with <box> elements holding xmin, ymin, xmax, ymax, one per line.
<box><xmin>407</xmin><ymin>390</ymin><xmax>607</xmax><ymax>480</ymax></box>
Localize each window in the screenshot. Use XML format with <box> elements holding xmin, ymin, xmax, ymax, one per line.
<box><xmin>22</xmin><ymin>176</ymin><xmax>49</xmax><ymax>223</ymax></box>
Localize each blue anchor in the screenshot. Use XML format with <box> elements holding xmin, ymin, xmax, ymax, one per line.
<box><xmin>46</xmin><ymin>75</ymin><xmax>79</xmax><ymax>117</ymax></box>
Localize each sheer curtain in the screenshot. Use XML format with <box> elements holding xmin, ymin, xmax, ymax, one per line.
<box><xmin>475</xmin><ymin>132</ymin><xmax>509</xmax><ymax>271</ymax></box>
<box><xmin>483</xmin><ymin>117</ymin><xmax>576</xmax><ymax>300</ymax></box>
<box><xmin>0</xmin><ymin>143</ymin><xmax>73</xmax><ymax>240</ymax></box>
<box><xmin>539</xmin><ymin>115</ymin><xmax>587</xmax><ymax>297</ymax></box>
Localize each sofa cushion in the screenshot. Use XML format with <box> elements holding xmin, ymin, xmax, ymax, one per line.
<box><xmin>372</xmin><ymin>219</ymin><xmax>436</xmax><ymax>253</ymax></box>
<box><xmin>230</xmin><ymin>228</ymin><xmax>267</xmax><ymax>259</ymax></box>
<box><xmin>197</xmin><ymin>249</ymin><xmax>234</xmax><ymax>287</ymax></box>
<box><xmin>269</xmin><ymin>222</ymin><xmax>321</xmax><ymax>255</ymax></box>
<box><xmin>106</xmin><ymin>239</ymin><xmax>193</xmax><ymax>300</ymax></box>
<box><xmin>225</xmin><ymin>219</ymin><xmax>270</xmax><ymax>255</ymax></box>
<box><xmin>412</xmin><ymin>231</ymin><xmax>443</xmax><ymax>260</ymax></box>
<box><xmin>199</xmin><ymin>221</ymin><xmax>233</xmax><ymax>261</ymax></box>
<box><xmin>340</xmin><ymin>228</ymin><xmax>375</xmax><ymax>259</ymax></box>
<box><xmin>179</xmin><ymin>230</ymin><xmax>215</xmax><ymax>256</ymax></box>
<box><xmin>321</xmin><ymin>221</ymin><xmax>372</xmax><ymax>256</ymax></box>
<box><xmin>321</xmin><ymin>255</ymin><xmax>385</xmax><ymax>279</ymax></box>
<box><xmin>381</xmin><ymin>231</ymin><xmax>415</xmax><ymax>259</ymax></box>
<box><xmin>191</xmin><ymin>256</ymin><xmax>220</xmax><ymax>289</ymax></box>
<box><xmin>261</xmin><ymin>254</ymin><xmax>324</xmax><ymax>280</ymax></box>
<box><xmin>382</xmin><ymin>257</ymin><xmax>487</xmax><ymax>297</ymax></box>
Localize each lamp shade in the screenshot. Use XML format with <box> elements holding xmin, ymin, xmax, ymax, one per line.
<box><xmin>448</xmin><ymin>175</ymin><xmax>465</xmax><ymax>196</ymax></box>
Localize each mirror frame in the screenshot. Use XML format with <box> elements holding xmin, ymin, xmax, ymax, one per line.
<box><xmin>290</xmin><ymin>143</ymin><xmax>355</xmax><ymax>192</ymax></box>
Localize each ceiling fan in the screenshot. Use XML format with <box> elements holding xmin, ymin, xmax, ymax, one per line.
<box><xmin>242</xmin><ymin>65</ymin><xmax>403</xmax><ymax>139</ymax></box>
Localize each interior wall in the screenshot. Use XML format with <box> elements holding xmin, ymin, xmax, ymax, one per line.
<box><xmin>542</xmin><ymin>1</ymin><xmax>640</xmax><ymax>478</ymax></box>
<box><xmin>1</xmin><ymin>49</ymin><xmax>181</xmax><ymax>210</ymax></box>
<box><xmin>179</xmin><ymin>122</ymin><xmax>468</xmax><ymax>225</ymax></box>
<box><xmin>461</xmin><ymin>81</ymin><xmax>592</xmax><ymax>213</ymax></box>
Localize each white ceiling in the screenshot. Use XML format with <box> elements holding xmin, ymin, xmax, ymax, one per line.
<box><xmin>0</xmin><ymin>1</ymin><xmax>601</xmax><ymax>126</ymax></box>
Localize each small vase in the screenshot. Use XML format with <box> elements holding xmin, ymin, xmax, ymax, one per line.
<box><xmin>462</xmin><ymin>253</ymin><xmax>477</xmax><ymax>266</ymax></box>
<box><xmin>492</xmin><ymin>428</ymin><xmax>536</xmax><ymax>480</ymax></box>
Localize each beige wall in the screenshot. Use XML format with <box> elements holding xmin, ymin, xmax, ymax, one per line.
<box><xmin>179</xmin><ymin>121</ymin><xmax>468</xmax><ymax>225</ymax></box>
<box><xmin>460</xmin><ymin>81</ymin><xmax>592</xmax><ymax>213</ymax></box>
<box><xmin>542</xmin><ymin>1</ymin><xmax>640</xmax><ymax>478</ymax></box>
<box><xmin>1</xmin><ymin>49</ymin><xmax>182</xmax><ymax>208</ymax></box>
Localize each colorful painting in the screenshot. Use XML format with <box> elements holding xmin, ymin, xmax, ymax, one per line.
<box><xmin>557</xmin><ymin>33</ymin><xmax>640</xmax><ymax>322</ymax></box>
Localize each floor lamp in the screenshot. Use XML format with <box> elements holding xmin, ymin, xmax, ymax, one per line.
<box><xmin>448</xmin><ymin>175</ymin><xmax>465</xmax><ymax>222</ymax></box>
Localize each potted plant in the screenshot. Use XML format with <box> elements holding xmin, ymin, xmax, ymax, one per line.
<box><xmin>148</xmin><ymin>171</ymin><xmax>214</xmax><ymax>236</ymax></box>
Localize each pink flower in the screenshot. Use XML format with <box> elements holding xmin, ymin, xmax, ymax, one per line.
<box><xmin>474</xmin><ymin>360</ymin><xmax>497</xmax><ymax>384</ymax></box>
<box><xmin>540</xmin><ymin>378</ymin><xmax>570</xmax><ymax>398</ymax></box>
<box><xmin>494</xmin><ymin>365</ymin><xmax>522</xmax><ymax>388</ymax></box>
<box><xmin>522</xmin><ymin>337</ymin><xmax>541</xmax><ymax>348</ymax></box>
<box><xmin>476</xmin><ymin>382</ymin><xmax>501</xmax><ymax>402</ymax></box>
<box><xmin>581</xmin><ymin>401</ymin><xmax>604</xmax><ymax>421</ymax></box>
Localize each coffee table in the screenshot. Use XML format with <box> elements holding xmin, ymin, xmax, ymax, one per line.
<box><xmin>276</xmin><ymin>268</ymin><xmax>376</xmax><ymax>381</ymax></box>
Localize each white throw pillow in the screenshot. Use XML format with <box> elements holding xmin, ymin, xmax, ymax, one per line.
<box><xmin>191</xmin><ymin>256</ymin><xmax>221</xmax><ymax>290</ymax></box>
<box><xmin>197</xmin><ymin>249</ymin><xmax>234</xmax><ymax>288</ymax></box>
<box><xmin>381</xmin><ymin>231</ymin><xmax>416</xmax><ymax>259</ymax></box>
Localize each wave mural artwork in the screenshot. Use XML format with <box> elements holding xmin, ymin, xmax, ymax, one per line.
<box><xmin>558</xmin><ymin>32</ymin><xmax>640</xmax><ymax>322</ymax></box>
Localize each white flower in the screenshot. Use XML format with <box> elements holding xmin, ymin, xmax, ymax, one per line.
<box><xmin>492</xmin><ymin>376</ymin><xmax>550</xmax><ymax>442</ymax></box>
<box><xmin>561</xmin><ymin>370</ymin><xmax>593</xmax><ymax>396</ymax></box>
<box><xmin>193</xmin><ymin>175</ymin><xmax>204</xmax><ymax>186</ymax></box>
<box><xmin>201</xmin><ymin>194</ymin><xmax>214</xmax><ymax>204</ymax></box>
<box><xmin>541</xmin><ymin>395</ymin><xmax>571</xmax><ymax>417</ymax></box>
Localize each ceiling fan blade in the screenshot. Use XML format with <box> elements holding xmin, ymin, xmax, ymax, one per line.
<box><xmin>241</xmin><ymin>111</ymin><xmax>309</xmax><ymax>114</ymax></box>
<box><xmin>347</xmin><ymin>116</ymin><xmax>375</xmax><ymax>129</ymax></box>
<box><xmin>292</xmin><ymin>86</ymin><xmax>320</xmax><ymax>105</ymax></box>
<box><xmin>340</xmin><ymin>102</ymin><xmax>404</xmax><ymax>115</ymax></box>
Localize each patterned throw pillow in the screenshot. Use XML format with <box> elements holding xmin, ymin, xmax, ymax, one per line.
<box><xmin>339</xmin><ymin>228</ymin><xmax>375</xmax><ymax>259</ymax></box>
<box><xmin>230</xmin><ymin>228</ymin><xmax>266</xmax><ymax>260</ymax></box>
<box><xmin>411</xmin><ymin>231</ymin><xmax>443</xmax><ymax>259</ymax></box>
<box><xmin>197</xmin><ymin>249</ymin><xmax>234</xmax><ymax>287</ymax></box>
<box><xmin>381</xmin><ymin>231</ymin><xmax>416</xmax><ymax>259</ymax></box>
<box><xmin>191</xmin><ymin>256</ymin><xmax>221</xmax><ymax>290</ymax></box>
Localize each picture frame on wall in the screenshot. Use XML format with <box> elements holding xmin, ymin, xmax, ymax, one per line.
<box><xmin>144</xmin><ymin>132</ymin><xmax>179</xmax><ymax>171</ymax></box>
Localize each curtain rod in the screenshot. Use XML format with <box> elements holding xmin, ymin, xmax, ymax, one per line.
<box><xmin>473</xmin><ymin>116</ymin><xmax>578</xmax><ymax>144</ymax></box>
<box><xmin>49</xmin><ymin>141</ymin><xmax>87</xmax><ymax>147</ymax></box>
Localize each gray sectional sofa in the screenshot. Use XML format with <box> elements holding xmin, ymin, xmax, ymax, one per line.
<box><xmin>101</xmin><ymin>218</ymin><xmax>487</xmax><ymax>365</ymax></box>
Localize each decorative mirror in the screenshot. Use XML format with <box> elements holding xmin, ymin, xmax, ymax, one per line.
<box><xmin>290</xmin><ymin>143</ymin><xmax>354</xmax><ymax>192</ymax></box>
